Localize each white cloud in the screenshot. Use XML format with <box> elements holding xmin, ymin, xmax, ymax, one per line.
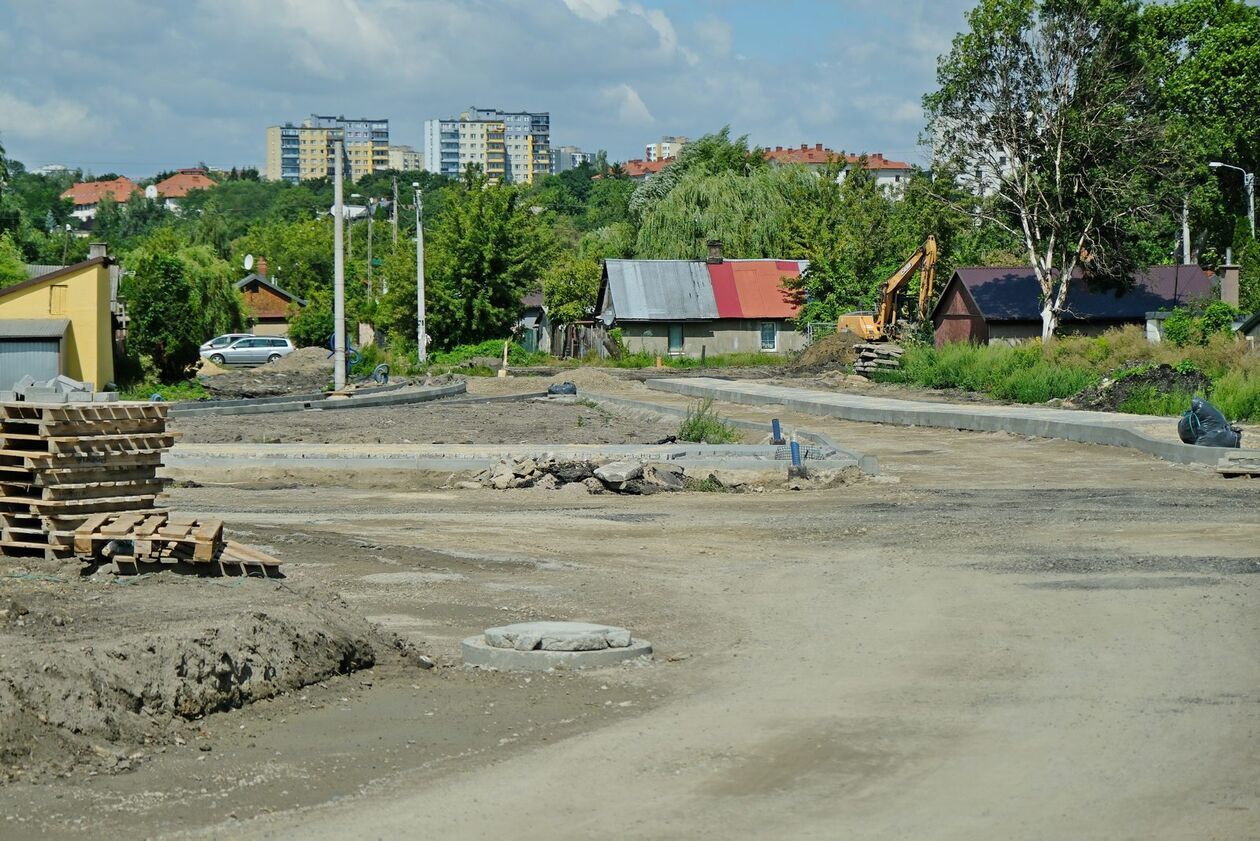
<box><xmin>0</xmin><ymin>93</ymin><xmax>98</xmax><ymax>140</ymax></box>
<box><xmin>605</xmin><ymin>84</ymin><xmax>654</xmax><ymax>125</ymax></box>
<box><xmin>563</xmin><ymin>0</ymin><xmax>621</xmax><ymax>22</ymax></box>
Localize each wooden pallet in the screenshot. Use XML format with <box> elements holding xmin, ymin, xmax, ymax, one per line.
<box><xmin>1217</xmin><ymin>454</ymin><xmax>1260</xmax><ymax>478</ymax></box>
<box><xmin>73</xmin><ymin>512</ymin><xmax>280</xmax><ymax>576</ymax></box>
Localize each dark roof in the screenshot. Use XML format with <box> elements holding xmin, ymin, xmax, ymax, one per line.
<box><xmin>520</xmin><ymin>290</ymin><xmax>544</xmax><ymax>309</ymax></box>
<box><xmin>0</xmin><ymin>318</ymin><xmax>70</xmax><ymax>339</ymax></box>
<box><xmin>234</xmin><ymin>274</ymin><xmax>307</xmax><ymax>306</ymax></box>
<box><xmin>1238</xmin><ymin>310</ymin><xmax>1260</xmax><ymax>334</ymax></box>
<box><xmin>0</xmin><ymin>257</ymin><xmax>112</xmax><ymax>301</ymax></box>
<box><xmin>933</xmin><ymin>265</ymin><xmax>1215</xmax><ymax>323</ymax></box>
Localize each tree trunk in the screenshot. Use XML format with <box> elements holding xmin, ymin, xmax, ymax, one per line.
<box><xmin>1040</xmin><ymin>303</ymin><xmax>1059</xmax><ymax>341</ymax></box>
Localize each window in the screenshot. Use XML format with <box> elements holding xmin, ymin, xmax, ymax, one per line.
<box><xmin>760</xmin><ymin>321</ymin><xmax>778</xmax><ymax>351</ymax></box>
<box><xmin>268</xmin><ymin>338</ymin><xmax>288</xmax><ymax>347</ymax></box>
<box><xmin>667</xmin><ymin>324</ymin><xmax>684</xmax><ymax>354</ymax></box>
<box><xmin>49</xmin><ymin>284</ymin><xmax>68</xmax><ymax>315</ymax></box>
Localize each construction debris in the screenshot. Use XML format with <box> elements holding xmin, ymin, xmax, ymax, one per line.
<box><xmin>1217</xmin><ymin>452</ymin><xmax>1260</xmax><ymax>478</ymax></box>
<box><xmin>474</xmin><ymin>456</ymin><xmax>686</xmax><ymax>494</ymax></box>
<box><xmin>2</xmin><ymin>374</ymin><xmax>117</xmax><ymax>404</ymax></box>
<box><xmin>853</xmin><ymin>343</ymin><xmax>904</xmax><ymax>377</ymax></box>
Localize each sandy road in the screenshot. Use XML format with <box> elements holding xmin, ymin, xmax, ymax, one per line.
<box><xmin>207</xmin><ymin>405</ymin><xmax>1258</xmax><ymax>840</ymax></box>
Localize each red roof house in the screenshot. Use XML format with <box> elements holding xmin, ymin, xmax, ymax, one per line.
<box><xmin>61</xmin><ymin>177</ymin><xmax>142</xmax><ymax>220</ymax></box>
<box><xmin>155</xmin><ymin>169</ymin><xmax>216</xmax><ymax>199</ymax></box>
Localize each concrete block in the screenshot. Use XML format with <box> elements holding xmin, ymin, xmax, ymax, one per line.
<box><xmin>22</xmin><ymin>389</ymin><xmax>67</xmax><ymax>403</ymax></box>
<box><xmin>93</xmin><ymin>392</ymin><xmax>119</xmax><ymax>402</ymax></box>
<box><xmin>0</xmin><ymin>391</ymin><xmax>17</xmax><ymax>403</ymax></box>
<box><xmin>463</xmin><ymin>636</ymin><xmax>651</xmax><ymax>672</ymax></box>
<box><xmin>483</xmin><ymin>621</ymin><xmax>634</xmax><ymax>651</ymax></box>
<box><xmin>594</xmin><ymin>460</ymin><xmax>643</xmax><ymax>483</ymax></box>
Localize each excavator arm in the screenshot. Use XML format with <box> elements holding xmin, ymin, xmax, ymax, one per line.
<box><xmin>874</xmin><ymin>235</ymin><xmax>938</xmax><ymax>335</ymax></box>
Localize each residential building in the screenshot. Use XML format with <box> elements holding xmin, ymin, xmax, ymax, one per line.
<box><xmin>264</xmin><ymin>115</ymin><xmax>390</xmax><ymax>183</ymax></box>
<box><xmin>765</xmin><ymin>144</ymin><xmax>913</xmax><ymax>190</ymax></box>
<box><xmin>60</xmin><ymin>177</ymin><xmax>142</xmax><ymax>221</ymax></box>
<box><xmin>932</xmin><ymin>265</ymin><xmax>1215</xmax><ymax>346</ymax></box>
<box><xmin>595</xmin><ymin>242</ymin><xmax>808</xmax><ymax>356</ymax></box>
<box><xmin>619</xmin><ymin>158</ymin><xmax>671</xmax><ymax>180</ymax></box>
<box><xmin>423</xmin><ymin>107</ymin><xmax>550</xmax><ymax>184</ymax></box>
<box><xmin>552</xmin><ymin>145</ymin><xmax>595</xmax><ymax>174</ymax></box>
<box><xmin>0</xmin><ymin>246</ymin><xmax>115</xmax><ymax>389</ymax></box>
<box><xmin>235</xmin><ymin>258</ymin><xmax>306</xmax><ymax>337</ymax></box>
<box><xmin>153</xmin><ymin>168</ymin><xmax>216</xmax><ymax>211</ymax></box>
<box><xmin>33</xmin><ymin>164</ymin><xmax>71</xmax><ymax>177</ymax></box>
<box><xmin>386</xmin><ymin>144</ymin><xmax>423</xmax><ymax>172</ymax></box>
<box><xmin>646</xmin><ymin>135</ymin><xmax>687</xmax><ymax>162</ymax></box>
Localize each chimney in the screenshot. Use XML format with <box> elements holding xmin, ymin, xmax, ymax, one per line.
<box><xmin>257</xmin><ymin>256</ymin><xmax>269</xmax><ymax>278</ymax></box>
<box><xmin>1219</xmin><ymin>261</ymin><xmax>1240</xmax><ymax>308</ymax></box>
<box><xmin>706</xmin><ymin>239</ymin><xmax>724</xmax><ymax>265</ymax></box>
<box><xmin>89</xmin><ymin>242</ymin><xmax>107</xmax><ymax>260</ymax></box>
<box><xmin>800</xmin><ymin>144</ymin><xmax>807</xmax><ymax>151</ymax></box>
<box><xmin>815</xmin><ymin>143</ymin><xmax>823</xmax><ymax>151</ymax></box>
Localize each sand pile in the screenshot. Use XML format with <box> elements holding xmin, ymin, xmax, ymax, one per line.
<box><xmin>791</xmin><ymin>332</ymin><xmax>862</xmax><ymax>373</ymax></box>
<box><xmin>202</xmin><ymin>346</ymin><xmax>334</xmax><ymax>399</ymax></box>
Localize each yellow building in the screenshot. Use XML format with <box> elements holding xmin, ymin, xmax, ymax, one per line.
<box><xmin>0</xmin><ymin>255</ymin><xmax>114</xmax><ymax>390</ymax></box>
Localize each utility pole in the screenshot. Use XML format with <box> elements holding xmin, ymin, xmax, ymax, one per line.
<box><xmin>333</xmin><ymin>139</ymin><xmax>347</xmax><ymax>391</ymax></box>
<box><xmin>1182</xmin><ymin>194</ymin><xmax>1191</xmax><ymax>264</ymax></box>
<box><xmin>391</xmin><ymin>176</ymin><xmax>399</xmax><ymax>246</ymax></box>
<box><xmin>414</xmin><ymin>182</ymin><xmax>427</xmax><ymax>364</ymax></box>
<box><xmin>367</xmin><ymin>199</ymin><xmax>374</xmax><ymax>298</ymax></box>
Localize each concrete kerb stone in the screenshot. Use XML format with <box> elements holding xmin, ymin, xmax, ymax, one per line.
<box><xmin>169</xmin><ymin>382</ymin><xmax>467</xmax><ymax>417</ymax></box>
<box><xmin>646</xmin><ymin>377</ymin><xmax>1257</xmax><ymax>468</ymax></box>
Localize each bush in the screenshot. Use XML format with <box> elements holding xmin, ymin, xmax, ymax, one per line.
<box><xmin>120</xmin><ymin>379</ymin><xmax>209</xmax><ymax>402</ymax></box>
<box><xmin>426</xmin><ymin>338</ymin><xmax>550</xmax><ymax>368</ymax></box>
<box><xmin>1212</xmin><ymin>367</ymin><xmax>1260</xmax><ymax>422</ymax></box>
<box><xmin>678</xmin><ymin>397</ymin><xmax>741</xmax><ymax>443</ymax></box>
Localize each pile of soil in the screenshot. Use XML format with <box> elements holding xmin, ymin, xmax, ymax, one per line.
<box><xmin>1069</xmin><ymin>364</ymin><xmax>1210</xmax><ymax>413</ymax></box>
<box><xmin>791</xmin><ymin>332</ymin><xmax>862</xmax><ymax>373</ymax></box>
<box><xmin>0</xmin><ymin>575</ymin><xmax>385</xmax><ymax>780</ymax></box>
<box><xmin>202</xmin><ymin>346</ymin><xmax>334</xmax><ymax>399</ymax></box>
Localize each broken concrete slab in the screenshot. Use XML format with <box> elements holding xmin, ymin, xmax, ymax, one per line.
<box><xmin>594</xmin><ymin>461</ymin><xmax>643</xmax><ymax>484</ymax></box>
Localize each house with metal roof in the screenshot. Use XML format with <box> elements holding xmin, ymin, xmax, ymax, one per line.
<box><xmin>234</xmin><ymin>263</ymin><xmax>306</xmax><ymax>337</ymax></box>
<box><xmin>931</xmin><ymin>265</ymin><xmax>1217</xmax><ymax>346</ymax></box>
<box><xmin>595</xmin><ymin>243</ymin><xmax>806</xmax><ymax>357</ymax></box>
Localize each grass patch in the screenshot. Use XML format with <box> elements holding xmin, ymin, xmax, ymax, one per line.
<box><xmin>677</xmin><ymin>397</ymin><xmax>741</xmax><ymax>444</ymax></box>
<box><xmin>875</xmin><ymin>326</ymin><xmax>1260</xmax><ymax>422</ymax></box>
<box><xmin>120</xmin><ymin>379</ymin><xmax>209</xmax><ymax>402</ymax></box>
<box><xmin>598</xmin><ymin>351</ymin><xmax>791</xmax><ymax>370</ymax></box>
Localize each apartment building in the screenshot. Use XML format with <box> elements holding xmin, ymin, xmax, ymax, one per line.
<box><xmin>423</xmin><ymin>107</ymin><xmax>551</xmax><ymax>184</ymax></box>
<box><xmin>386</xmin><ymin>144</ymin><xmax>423</xmax><ymax>172</ymax></box>
<box><xmin>264</xmin><ymin>115</ymin><xmax>390</xmax><ymax>183</ymax></box>
<box><xmin>552</xmin><ymin>145</ymin><xmax>595</xmax><ymax>173</ymax></box>
<box><xmin>645</xmin><ymin>135</ymin><xmax>688</xmax><ymax>162</ymax></box>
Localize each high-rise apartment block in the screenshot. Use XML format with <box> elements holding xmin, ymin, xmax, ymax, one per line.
<box><xmin>552</xmin><ymin>145</ymin><xmax>596</xmax><ymax>174</ymax></box>
<box><xmin>387</xmin><ymin>144</ymin><xmax>423</xmax><ymax>172</ymax></box>
<box><xmin>424</xmin><ymin>107</ymin><xmax>550</xmax><ymax>184</ymax></box>
<box><xmin>645</xmin><ymin>135</ymin><xmax>688</xmax><ymax>162</ymax></box>
<box><xmin>264</xmin><ymin>115</ymin><xmax>390</xmax><ymax>183</ymax></box>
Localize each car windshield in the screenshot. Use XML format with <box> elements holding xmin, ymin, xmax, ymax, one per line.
<box><xmin>208</xmin><ymin>335</ymin><xmax>236</xmax><ymax>348</ymax></box>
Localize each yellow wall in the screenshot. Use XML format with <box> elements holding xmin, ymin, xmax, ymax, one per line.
<box><xmin>0</xmin><ymin>261</ymin><xmax>114</xmax><ymax>388</ymax></box>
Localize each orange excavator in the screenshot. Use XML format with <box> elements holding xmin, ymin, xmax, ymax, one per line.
<box><xmin>837</xmin><ymin>235</ymin><xmax>938</xmax><ymax>341</ymax></box>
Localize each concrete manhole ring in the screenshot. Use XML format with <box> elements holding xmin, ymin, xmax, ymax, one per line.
<box><xmin>462</xmin><ymin>621</ymin><xmax>653</xmax><ymax>671</ymax></box>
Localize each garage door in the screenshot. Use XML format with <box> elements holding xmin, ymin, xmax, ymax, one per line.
<box><xmin>0</xmin><ymin>339</ymin><xmax>61</xmax><ymax>390</ymax></box>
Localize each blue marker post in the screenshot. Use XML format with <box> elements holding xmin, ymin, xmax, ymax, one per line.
<box><xmin>788</xmin><ymin>439</ymin><xmax>807</xmax><ymax>479</ymax></box>
<box><xmin>771</xmin><ymin>418</ymin><xmax>785</xmax><ymax>445</ymax></box>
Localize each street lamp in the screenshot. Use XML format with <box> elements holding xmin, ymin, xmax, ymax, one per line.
<box><xmin>349</xmin><ymin>193</ymin><xmax>362</xmax><ymax>258</ymax></box>
<box><xmin>1209</xmin><ymin>161</ymin><xmax>1255</xmax><ymax>240</ymax></box>
<box><xmin>413</xmin><ymin>182</ymin><xmax>427</xmax><ymax>364</ymax></box>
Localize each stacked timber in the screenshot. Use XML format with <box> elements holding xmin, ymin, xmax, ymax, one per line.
<box><xmin>854</xmin><ymin>342</ymin><xmax>904</xmax><ymax>376</ymax></box>
<box><xmin>0</xmin><ymin>400</ymin><xmax>173</xmax><ymax>562</ymax></box>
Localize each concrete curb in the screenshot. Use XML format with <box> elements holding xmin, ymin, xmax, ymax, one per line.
<box><xmin>170</xmin><ymin>383</ymin><xmax>467</xmax><ymax>417</ymax></box>
<box><xmin>581</xmin><ymin>391</ymin><xmax>878</xmax><ymax>474</ymax></box>
<box><xmin>170</xmin><ymin>381</ymin><xmax>405</xmax><ymax>413</ymax></box>
<box><xmin>646</xmin><ymin>377</ymin><xmax>1256</xmax><ymax>467</ymax></box>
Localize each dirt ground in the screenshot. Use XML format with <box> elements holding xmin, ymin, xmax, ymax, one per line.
<box><xmin>170</xmin><ymin>395</ymin><xmax>683</xmax><ymax>445</ymax></box>
<box><xmin>0</xmin><ymin>376</ymin><xmax>1257</xmax><ymax>840</ymax></box>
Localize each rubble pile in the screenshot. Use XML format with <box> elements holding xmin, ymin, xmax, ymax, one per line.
<box><xmin>470</xmin><ymin>456</ymin><xmax>687</xmax><ymax>495</ymax></box>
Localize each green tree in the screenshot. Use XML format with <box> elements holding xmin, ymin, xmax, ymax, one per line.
<box><xmin>541</xmin><ymin>251</ymin><xmax>602</xmax><ymax>325</ymax></box>
<box><xmin>0</xmin><ymin>232</ymin><xmax>27</xmax><ymax>287</ymax></box>
<box><xmin>927</xmin><ymin>0</ymin><xmax>1174</xmax><ymax>338</ymax></box>
<box><xmin>123</xmin><ymin>230</ymin><xmax>245</xmax><ymax>380</ymax></box>
<box><xmin>378</xmin><ymin>169</ymin><xmax>553</xmax><ymax>350</ymax></box>
<box><xmin>231</xmin><ymin>217</ymin><xmax>334</xmax><ymax>300</ymax></box>
<box><xmin>629</xmin><ymin>127</ymin><xmax>767</xmax><ymax>223</ymax></box>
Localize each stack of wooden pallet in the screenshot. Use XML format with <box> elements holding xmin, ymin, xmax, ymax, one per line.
<box><xmin>854</xmin><ymin>342</ymin><xmax>904</xmax><ymax>376</ymax></box>
<box><xmin>73</xmin><ymin>512</ymin><xmax>281</xmax><ymax>576</ymax></box>
<box><xmin>0</xmin><ymin>400</ymin><xmax>174</xmax><ymax>562</ymax></box>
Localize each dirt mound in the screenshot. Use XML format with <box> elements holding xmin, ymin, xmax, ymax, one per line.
<box><xmin>0</xmin><ymin>575</ymin><xmax>382</xmax><ymax>781</ymax></box>
<box><xmin>1069</xmin><ymin>364</ymin><xmax>1210</xmax><ymax>413</ymax></box>
<box><xmin>791</xmin><ymin>332</ymin><xmax>862</xmax><ymax>373</ymax></box>
<box><xmin>203</xmin><ymin>346</ymin><xmax>333</xmax><ymax>399</ymax></box>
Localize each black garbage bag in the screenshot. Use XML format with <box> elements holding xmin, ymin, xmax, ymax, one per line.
<box><xmin>1178</xmin><ymin>397</ymin><xmax>1242</xmax><ymax>448</ymax></box>
<box><xmin>548</xmin><ymin>382</ymin><xmax>577</xmax><ymax>396</ymax></box>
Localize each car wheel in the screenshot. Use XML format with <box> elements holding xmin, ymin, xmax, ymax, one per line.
<box><xmin>210</xmin><ymin>354</ymin><xmax>225</xmax><ymax>365</ymax></box>
<box><xmin>268</xmin><ymin>353</ymin><xmax>282</xmax><ymax>363</ymax></box>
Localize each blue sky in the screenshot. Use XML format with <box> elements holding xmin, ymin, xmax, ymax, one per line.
<box><xmin>0</xmin><ymin>0</ymin><xmax>974</xmax><ymax>178</ymax></box>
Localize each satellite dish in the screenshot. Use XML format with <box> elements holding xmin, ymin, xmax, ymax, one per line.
<box><xmin>144</xmin><ymin>184</ymin><xmax>158</xmax><ymax>200</ymax></box>
<box><xmin>243</xmin><ymin>254</ymin><xmax>254</xmax><ymax>271</ymax></box>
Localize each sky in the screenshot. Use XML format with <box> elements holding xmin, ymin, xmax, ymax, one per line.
<box><xmin>0</xmin><ymin>0</ymin><xmax>975</xmax><ymax>178</ymax></box>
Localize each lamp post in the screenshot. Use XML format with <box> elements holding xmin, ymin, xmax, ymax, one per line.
<box><xmin>366</xmin><ymin>197</ymin><xmax>375</xmax><ymax>297</ymax></box>
<box><xmin>414</xmin><ymin>182</ymin><xmax>427</xmax><ymax>364</ymax></box>
<box><xmin>349</xmin><ymin>192</ymin><xmax>361</xmax><ymax>259</ymax></box>
<box><xmin>1209</xmin><ymin>161</ymin><xmax>1255</xmax><ymax>240</ymax></box>
<box><xmin>333</xmin><ymin>140</ymin><xmax>347</xmax><ymax>391</ymax></box>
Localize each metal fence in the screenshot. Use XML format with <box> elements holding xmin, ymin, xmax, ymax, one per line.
<box><xmin>804</xmin><ymin>322</ymin><xmax>837</xmax><ymax>346</ymax></box>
